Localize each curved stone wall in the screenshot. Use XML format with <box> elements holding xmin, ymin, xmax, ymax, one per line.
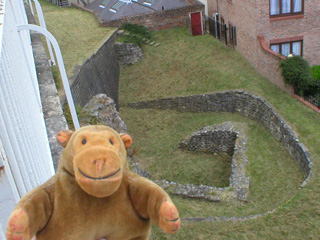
<box><xmin>128</xmin><ymin>90</ymin><xmax>312</xmax><ymax>187</ymax></box>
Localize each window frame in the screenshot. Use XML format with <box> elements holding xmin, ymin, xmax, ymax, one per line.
<box><xmin>270</xmin><ymin>0</ymin><xmax>304</xmax><ymax>18</ymax></box>
<box><xmin>270</xmin><ymin>40</ymin><xmax>303</xmax><ymax>57</ymax></box>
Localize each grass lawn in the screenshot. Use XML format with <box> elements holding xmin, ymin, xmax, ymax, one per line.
<box><xmin>36</xmin><ymin>0</ymin><xmax>115</xmax><ymax>90</ymax></box>
<box><xmin>119</xmin><ymin>28</ymin><xmax>320</xmax><ymax>239</ymax></box>
<box><xmin>37</xmin><ymin>3</ymin><xmax>320</xmax><ymax>237</ymax></box>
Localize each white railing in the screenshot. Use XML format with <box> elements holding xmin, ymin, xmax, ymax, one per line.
<box><xmin>0</xmin><ymin>0</ymin><xmax>56</xmax><ymax>232</ymax></box>
<box><xmin>33</xmin><ymin>0</ymin><xmax>56</xmax><ymax>65</ymax></box>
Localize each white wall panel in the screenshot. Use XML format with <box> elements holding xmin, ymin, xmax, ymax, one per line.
<box><xmin>0</xmin><ymin>0</ymin><xmax>55</xmax><ymax>232</ymax></box>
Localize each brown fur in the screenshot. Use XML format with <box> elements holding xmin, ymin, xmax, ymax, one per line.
<box><xmin>6</xmin><ymin>125</ymin><xmax>180</xmax><ymax>240</ymax></box>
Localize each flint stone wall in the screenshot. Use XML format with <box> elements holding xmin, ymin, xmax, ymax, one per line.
<box><xmin>166</xmin><ymin>122</ymin><xmax>249</xmax><ymax>202</ymax></box>
<box><xmin>82</xmin><ymin>94</ymin><xmax>127</xmax><ymax>133</ymax></box>
<box><xmin>179</xmin><ymin>127</ymin><xmax>237</xmax><ymax>156</ymax></box>
<box><xmin>114</xmin><ymin>43</ymin><xmax>142</xmax><ymax>65</ymax></box>
<box><xmin>129</xmin><ymin>90</ymin><xmax>312</xmax><ymax>187</ymax></box>
<box><xmin>81</xmin><ymin>94</ymin><xmax>150</xmax><ymax>178</ymax></box>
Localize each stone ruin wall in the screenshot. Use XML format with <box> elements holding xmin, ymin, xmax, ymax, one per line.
<box><xmin>114</xmin><ymin>43</ymin><xmax>143</xmax><ymax>65</ymax></box>
<box><xmin>173</xmin><ymin>122</ymin><xmax>250</xmax><ymax>202</ymax></box>
<box><xmin>129</xmin><ymin>90</ymin><xmax>312</xmax><ymax>187</ymax></box>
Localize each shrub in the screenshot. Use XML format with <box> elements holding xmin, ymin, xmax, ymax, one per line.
<box><xmin>311</xmin><ymin>65</ymin><xmax>320</xmax><ymax>81</ymax></box>
<box><xmin>118</xmin><ymin>34</ymin><xmax>144</xmax><ymax>47</ymax></box>
<box><xmin>280</xmin><ymin>56</ymin><xmax>314</xmax><ymax>96</ymax></box>
<box><xmin>120</xmin><ymin>23</ymin><xmax>151</xmax><ymax>39</ymax></box>
<box><xmin>63</xmin><ymin>104</ymin><xmax>100</xmax><ymax>130</ymax></box>
<box><xmin>118</xmin><ymin>23</ymin><xmax>152</xmax><ymax>46</ymax></box>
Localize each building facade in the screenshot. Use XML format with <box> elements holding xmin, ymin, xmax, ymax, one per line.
<box><xmin>207</xmin><ymin>0</ymin><xmax>320</xmax><ymax>91</ymax></box>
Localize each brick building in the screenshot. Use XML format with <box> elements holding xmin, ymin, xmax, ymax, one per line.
<box><xmin>72</xmin><ymin>0</ymin><xmax>205</xmax><ymax>32</ymax></box>
<box><xmin>207</xmin><ymin>0</ymin><xmax>320</xmax><ymax>92</ymax></box>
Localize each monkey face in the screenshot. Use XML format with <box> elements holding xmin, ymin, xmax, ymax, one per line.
<box><xmin>57</xmin><ymin>126</ymin><xmax>133</xmax><ymax>198</ymax></box>
<box><xmin>72</xmin><ymin>130</ymin><xmax>124</xmax><ymax>197</ymax></box>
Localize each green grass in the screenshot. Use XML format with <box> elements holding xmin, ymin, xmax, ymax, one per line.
<box><xmin>37</xmin><ymin>0</ymin><xmax>115</xmax><ymax>90</ymax></box>
<box><xmin>121</xmin><ymin>109</ymin><xmax>303</xmax><ymax>215</ymax></box>
<box><xmin>119</xmin><ymin>28</ymin><xmax>320</xmax><ymax>239</ymax></box>
<box><xmin>39</xmin><ymin>4</ymin><xmax>320</xmax><ymax>236</ymax></box>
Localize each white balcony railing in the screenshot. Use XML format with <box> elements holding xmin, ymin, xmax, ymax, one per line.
<box><xmin>0</xmin><ymin>0</ymin><xmax>55</xmax><ymax>233</ymax></box>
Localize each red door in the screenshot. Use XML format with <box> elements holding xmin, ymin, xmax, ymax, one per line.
<box><xmin>191</xmin><ymin>12</ymin><xmax>203</xmax><ymax>36</ymax></box>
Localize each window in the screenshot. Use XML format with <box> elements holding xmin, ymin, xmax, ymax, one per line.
<box><xmin>270</xmin><ymin>0</ymin><xmax>303</xmax><ymax>16</ymax></box>
<box><xmin>270</xmin><ymin>40</ymin><xmax>303</xmax><ymax>56</ymax></box>
<box><xmin>99</xmin><ymin>0</ymin><xmax>110</xmax><ymax>8</ymax></box>
<box><xmin>109</xmin><ymin>1</ymin><xmax>124</xmax><ymax>12</ymax></box>
<box><xmin>144</xmin><ymin>0</ymin><xmax>154</xmax><ymax>6</ymax></box>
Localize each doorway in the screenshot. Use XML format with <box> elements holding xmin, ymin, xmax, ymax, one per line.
<box><xmin>190</xmin><ymin>12</ymin><xmax>203</xmax><ymax>36</ymax></box>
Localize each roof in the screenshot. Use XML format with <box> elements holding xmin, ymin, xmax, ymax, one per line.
<box><xmin>87</xmin><ymin>0</ymin><xmax>188</xmax><ymax>22</ymax></box>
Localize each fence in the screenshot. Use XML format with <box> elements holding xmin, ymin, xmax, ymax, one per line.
<box><xmin>0</xmin><ymin>0</ymin><xmax>55</xmax><ymax>233</ymax></box>
<box><xmin>208</xmin><ymin>17</ymin><xmax>237</xmax><ymax>46</ymax></box>
<box><xmin>45</xmin><ymin>0</ymin><xmax>70</xmax><ymax>7</ymax></box>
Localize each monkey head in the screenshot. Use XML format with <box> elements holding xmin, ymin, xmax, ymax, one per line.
<box><xmin>56</xmin><ymin>125</ymin><xmax>133</xmax><ymax>198</ymax></box>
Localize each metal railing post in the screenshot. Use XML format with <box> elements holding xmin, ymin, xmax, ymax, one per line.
<box><xmin>17</xmin><ymin>24</ymin><xmax>80</xmax><ymax>130</ymax></box>
<box><xmin>33</xmin><ymin>0</ymin><xmax>56</xmax><ymax>66</ymax></box>
<box><xmin>27</xmin><ymin>0</ymin><xmax>35</xmax><ymax>15</ymax></box>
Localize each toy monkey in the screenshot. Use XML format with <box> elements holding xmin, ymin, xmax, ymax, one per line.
<box><xmin>6</xmin><ymin>125</ymin><xmax>180</xmax><ymax>240</ymax></box>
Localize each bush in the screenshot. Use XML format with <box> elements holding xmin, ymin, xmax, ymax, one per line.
<box><xmin>120</xmin><ymin>23</ymin><xmax>151</xmax><ymax>39</ymax></box>
<box><xmin>118</xmin><ymin>34</ymin><xmax>144</xmax><ymax>46</ymax></box>
<box><xmin>280</xmin><ymin>56</ymin><xmax>314</xmax><ymax>96</ymax></box>
<box><xmin>118</xmin><ymin>23</ymin><xmax>152</xmax><ymax>47</ymax></box>
<box><xmin>311</xmin><ymin>65</ymin><xmax>320</xmax><ymax>81</ymax></box>
<box><xmin>63</xmin><ymin>104</ymin><xmax>99</xmax><ymax>130</ymax></box>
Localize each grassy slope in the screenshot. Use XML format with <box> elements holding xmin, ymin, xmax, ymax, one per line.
<box><xmin>119</xmin><ymin>28</ymin><xmax>320</xmax><ymax>239</ymax></box>
<box><xmin>38</xmin><ymin>2</ymin><xmax>320</xmax><ymax>237</ymax></box>
<box><xmin>122</xmin><ymin>108</ymin><xmax>303</xmax><ymax>213</ymax></box>
<box><xmin>38</xmin><ymin>0</ymin><xmax>115</xmax><ymax>90</ymax></box>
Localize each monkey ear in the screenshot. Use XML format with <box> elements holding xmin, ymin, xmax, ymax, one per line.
<box><xmin>120</xmin><ymin>133</ymin><xmax>133</xmax><ymax>149</ymax></box>
<box><xmin>57</xmin><ymin>130</ymin><xmax>74</xmax><ymax>148</ymax></box>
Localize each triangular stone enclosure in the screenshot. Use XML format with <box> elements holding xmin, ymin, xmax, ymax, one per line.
<box><xmin>155</xmin><ymin>122</ymin><xmax>249</xmax><ymax>202</ymax></box>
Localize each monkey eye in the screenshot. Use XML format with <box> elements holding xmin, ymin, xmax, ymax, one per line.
<box><xmin>109</xmin><ymin>139</ymin><xmax>114</xmax><ymax>145</ymax></box>
<box><xmin>82</xmin><ymin>139</ymin><xmax>87</xmax><ymax>145</ymax></box>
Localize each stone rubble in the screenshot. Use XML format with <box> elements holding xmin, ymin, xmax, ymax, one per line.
<box><xmin>114</xmin><ymin>42</ymin><xmax>143</xmax><ymax>65</ymax></box>
<box><xmin>82</xmin><ymin>94</ymin><xmax>127</xmax><ymax>133</ymax></box>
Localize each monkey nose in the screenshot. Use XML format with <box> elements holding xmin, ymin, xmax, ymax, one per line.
<box><xmin>94</xmin><ymin>159</ymin><xmax>106</xmax><ymax>172</ymax></box>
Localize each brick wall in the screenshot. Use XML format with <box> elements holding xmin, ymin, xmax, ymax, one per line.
<box><xmin>99</xmin><ymin>4</ymin><xmax>205</xmax><ymax>32</ymax></box>
<box><xmin>257</xmin><ymin>0</ymin><xmax>320</xmax><ymax>66</ymax></box>
<box><xmin>207</xmin><ymin>0</ymin><xmax>320</xmax><ymax>91</ymax></box>
<box><xmin>208</xmin><ymin>0</ymin><xmax>262</xmax><ymax>72</ymax></box>
<box><xmin>256</xmin><ymin>36</ymin><xmax>294</xmax><ymax>92</ymax></box>
<box><xmin>68</xmin><ymin>31</ymin><xmax>120</xmax><ymax>109</ymax></box>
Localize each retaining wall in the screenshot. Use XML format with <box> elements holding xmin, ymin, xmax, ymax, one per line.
<box><xmin>129</xmin><ymin>90</ymin><xmax>312</xmax><ymax>187</ymax></box>
<box><xmin>68</xmin><ymin>31</ymin><xmax>120</xmax><ymax>108</ymax></box>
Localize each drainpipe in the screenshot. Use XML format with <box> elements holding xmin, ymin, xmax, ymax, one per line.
<box><xmin>217</xmin><ymin>0</ymin><xmax>219</xmax><ymax>14</ymax></box>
